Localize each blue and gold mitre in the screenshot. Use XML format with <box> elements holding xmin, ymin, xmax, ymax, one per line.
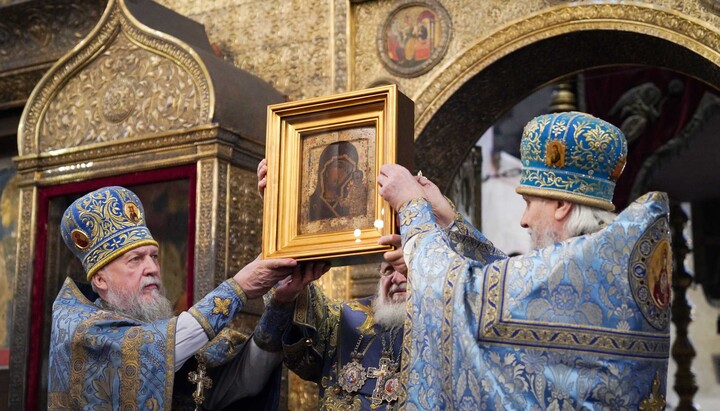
<box><xmin>61</xmin><ymin>186</ymin><xmax>158</xmax><ymax>280</ymax></box>
<box><xmin>516</xmin><ymin>111</ymin><xmax>627</xmax><ymax>211</ymax></box>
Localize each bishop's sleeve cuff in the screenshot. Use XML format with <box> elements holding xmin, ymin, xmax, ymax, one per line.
<box><xmin>253</xmin><ymin>299</ymin><xmax>295</xmax><ymax>352</ymax></box>
<box><xmin>188</xmin><ymin>279</ymin><xmax>247</xmax><ymax>340</ymax></box>
<box><xmin>398</xmin><ymin>197</ymin><xmax>440</xmax><ymax>245</ymax></box>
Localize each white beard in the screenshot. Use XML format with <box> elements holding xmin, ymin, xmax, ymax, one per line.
<box><xmin>529</xmin><ymin>226</ymin><xmax>561</xmax><ymax>250</ymax></box>
<box><xmin>104</xmin><ymin>277</ymin><xmax>174</xmax><ymax>323</ymax></box>
<box><xmin>372</xmin><ymin>295</ymin><xmax>405</xmax><ymax>329</ymax></box>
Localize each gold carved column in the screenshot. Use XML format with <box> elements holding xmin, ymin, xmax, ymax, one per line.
<box><xmin>9</xmin><ymin>0</ymin><xmax>282</xmax><ymax>409</ymax></box>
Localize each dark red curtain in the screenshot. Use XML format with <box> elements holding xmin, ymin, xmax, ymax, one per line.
<box><xmin>583</xmin><ymin>66</ymin><xmax>709</xmax><ymax>209</ymax></box>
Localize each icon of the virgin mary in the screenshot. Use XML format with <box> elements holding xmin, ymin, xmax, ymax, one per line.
<box><xmin>308</xmin><ymin>141</ymin><xmax>367</xmax><ymax>221</ymax></box>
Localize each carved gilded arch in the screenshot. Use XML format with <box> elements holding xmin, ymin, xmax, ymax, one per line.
<box><xmin>18</xmin><ymin>0</ymin><xmax>214</xmax><ymax>157</ymax></box>
<box><xmin>413</xmin><ymin>2</ymin><xmax>720</xmax><ymax>190</ymax></box>
<box><xmin>9</xmin><ymin>1</ymin><xmax>284</xmax><ymax>408</ymax></box>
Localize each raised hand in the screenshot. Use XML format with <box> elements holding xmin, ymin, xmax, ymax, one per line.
<box><xmin>378</xmin><ymin>234</ymin><xmax>407</xmax><ymax>275</ymax></box>
<box><xmin>273</xmin><ymin>261</ymin><xmax>329</xmax><ymax>303</ymax></box>
<box><xmin>232</xmin><ymin>255</ymin><xmax>298</xmax><ymax>299</ymax></box>
<box><xmin>377</xmin><ymin>164</ymin><xmax>425</xmax><ymax>210</ymax></box>
<box><xmin>416</xmin><ymin>174</ymin><xmax>455</xmax><ymax>227</ymax></box>
<box><xmin>257</xmin><ymin>158</ymin><xmax>268</xmax><ymax>199</ymax></box>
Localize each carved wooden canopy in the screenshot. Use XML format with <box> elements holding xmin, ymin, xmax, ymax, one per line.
<box><xmin>16</xmin><ymin>0</ymin><xmax>282</xmax><ymax>177</ymax></box>
<box><xmin>10</xmin><ymin>1</ymin><xmax>284</xmax><ymax>408</ymax></box>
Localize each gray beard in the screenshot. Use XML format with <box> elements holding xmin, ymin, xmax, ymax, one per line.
<box><xmin>372</xmin><ymin>296</ymin><xmax>405</xmax><ymax>329</ymax></box>
<box><xmin>529</xmin><ymin>227</ymin><xmax>561</xmax><ymax>250</ymax></box>
<box><xmin>103</xmin><ymin>284</ymin><xmax>174</xmax><ymax>323</ymax></box>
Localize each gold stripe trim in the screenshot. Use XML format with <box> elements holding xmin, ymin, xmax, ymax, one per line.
<box><xmin>480</xmin><ymin>259</ymin><xmax>669</xmax><ymax>359</ymax></box>
<box><xmin>442</xmin><ymin>254</ymin><xmax>465</xmax><ymax>404</ymax></box>
<box><xmin>85</xmin><ymin>239</ymin><xmax>160</xmax><ymax>280</ymax></box>
<box><xmin>189</xmin><ymin>307</ymin><xmax>216</xmax><ymax>340</ymax></box>
<box><xmin>293</xmin><ymin>285</ymin><xmax>311</xmax><ymax>326</ymax></box>
<box><xmin>398</xmin><ymin>267</ymin><xmax>413</xmax><ymax>408</ymax></box>
<box><xmin>47</xmin><ymin>392</ymin><xmax>70</xmax><ymax>409</ymax></box>
<box><xmin>224</xmin><ymin>279</ymin><xmax>247</xmax><ymax>306</ymax></box>
<box><xmin>164</xmin><ymin>318</ymin><xmax>177</xmax><ymax>411</ymax></box>
<box><xmin>69</xmin><ymin>319</ymin><xmax>92</xmax><ymax>406</ymax></box>
<box><xmin>516</xmin><ymin>186</ymin><xmax>615</xmax><ymax>211</ymax></box>
<box><xmin>119</xmin><ymin>327</ymin><xmax>142</xmax><ymax>409</ymax></box>
<box><xmin>65</xmin><ymin>277</ymin><xmax>93</xmax><ymax>305</ymax></box>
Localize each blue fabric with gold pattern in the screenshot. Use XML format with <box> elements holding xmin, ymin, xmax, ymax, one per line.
<box><xmin>48</xmin><ymin>278</ymin><xmax>176</xmax><ymax>409</ymax></box>
<box><xmin>397</xmin><ymin>192</ymin><xmax>670</xmax><ymax>410</ymax></box>
<box><xmin>48</xmin><ymin>278</ymin><xmax>248</xmax><ymax>409</ymax></box>
<box><xmin>189</xmin><ymin>279</ymin><xmax>248</xmax><ymax>340</ymax></box>
<box><xmin>60</xmin><ymin>186</ymin><xmax>159</xmax><ymax>280</ymax></box>
<box><xmin>516</xmin><ymin>111</ymin><xmax>627</xmax><ymax>211</ymax></box>
<box><xmin>198</xmin><ymin>328</ymin><xmax>252</xmax><ymax>368</ymax></box>
<box><xmin>273</xmin><ymin>284</ymin><xmax>403</xmax><ymax>410</ymax></box>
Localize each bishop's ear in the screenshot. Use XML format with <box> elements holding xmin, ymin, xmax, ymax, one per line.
<box><xmin>554</xmin><ymin>200</ymin><xmax>573</xmax><ymax>221</ymax></box>
<box><xmin>91</xmin><ymin>270</ymin><xmax>109</xmax><ymax>292</ymax></box>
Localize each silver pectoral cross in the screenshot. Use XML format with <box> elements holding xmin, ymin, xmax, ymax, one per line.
<box><xmin>188</xmin><ymin>358</ymin><xmax>213</xmax><ymax>411</ymax></box>
<box><xmin>367</xmin><ymin>356</ymin><xmax>399</xmax><ymax>408</ymax></box>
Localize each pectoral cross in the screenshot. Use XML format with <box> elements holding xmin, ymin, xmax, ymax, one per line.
<box><xmin>367</xmin><ymin>356</ymin><xmax>399</xmax><ymax>408</ymax></box>
<box><xmin>188</xmin><ymin>357</ymin><xmax>213</xmax><ymax>411</ymax></box>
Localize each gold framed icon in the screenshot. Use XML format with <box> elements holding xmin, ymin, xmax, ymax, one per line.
<box><xmin>262</xmin><ymin>85</ymin><xmax>414</xmax><ymax>264</ymax></box>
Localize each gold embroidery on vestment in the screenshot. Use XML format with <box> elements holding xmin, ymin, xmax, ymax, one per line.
<box><xmin>639</xmin><ymin>373</ymin><xmax>666</xmax><ymax>411</ymax></box>
<box><xmin>119</xmin><ymin>326</ymin><xmax>146</xmax><ymax>409</ymax></box>
<box><xmin>212</xmin><ymin>297</ymin><xmax>231</xmax><ymax>316</ymax></box>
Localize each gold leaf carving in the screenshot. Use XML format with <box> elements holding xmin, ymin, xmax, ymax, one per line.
<box><xmin>0</xmin><ymin>69</ymin><xmax>46</xmax><ymax>109</ymax></box>
<box><xmin>155</xmin><ymin>0</ymin><xmax>335</xmax><ymax>101</ymax></box>
<box><xmin>39</xmin><ymin>33</ymin><xmax>204</xmax><ymax>152</ymax></box>
<box><xmin>410</xmin><ymin>3</ymin><xmax>720</xmax><ymax>133</ymax></box>
<box><xmin>215</xmin><ymin>161</ymin><xmax>229</xmax><ymax>286</ymax></box>
<box><xmin>20</xmin><ymin>1</ymin><xmax>212</xmax><ymax>156</ymax></box>
<box><xmin>8</xmin><ymin>187</ymin><xmax>36</xmax><ymax>407</ymax></box>
<box><xmin>228</xmin><ymin>166</ymin><xmax>263</xmax><ymax>275</ymax></box>
<box><xmin>0</xmin><ymin>0</ymin><xmax>104</xmax><ymax>72</ymax></box>
<box><xmin>194</xmin><ymin>159</ymin><xmax>216</xmax><ymax>301</ymax></box>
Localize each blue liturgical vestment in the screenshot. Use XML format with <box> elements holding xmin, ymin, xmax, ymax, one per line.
<box><xmin>278</xmin><ymin>286</ymin><xmax>404</xmax><ymax>410</ymax></box>
<box><xmin>48</xmin><ymin>277</ymin><xmax>258</xmax><ymax>410</ymax></box>
<box><xmin>397</xmin><ymin>192</ymin><xmax>671</xmax><ymax>410</ymax></box>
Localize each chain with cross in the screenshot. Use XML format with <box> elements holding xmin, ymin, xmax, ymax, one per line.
<box><xmin>366</xmin><ymin>356</ymin><xmax>400</xmax><ymax>408</ymax></box>
<box><xmin>188</xmin><ymin>356</ymin><xmax>213</xmax><ymax>411</ymax></box>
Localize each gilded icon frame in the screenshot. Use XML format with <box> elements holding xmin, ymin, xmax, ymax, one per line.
<box><xmin>263</xmin><ymin>85</ymin><xmax>414</xmax><ymax>264</ymax></box>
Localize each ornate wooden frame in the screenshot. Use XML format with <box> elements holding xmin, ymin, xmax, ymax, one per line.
<box><xmin>262</xmin><ymin>85</ymin><xmax>414</xmax><ymax>264</ymax></box>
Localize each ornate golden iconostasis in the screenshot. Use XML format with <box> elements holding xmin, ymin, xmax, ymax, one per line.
<box><xmin>7</xmin><ymin>0</ymin><xmax>284</xmax><ymax>409</ymax></box>
<box><xmin>400</xmin><ymin>4</ymin><xmax>720</xmax><ymax>190</ymax></box>
<box><xmin>388</xmin><ymin>5</ymin><xmax>720</xmax><ymax>410</ymax></box>
<box><xmin>1</xmin><ymin>2</ymin><xmax>112</xmax><ymax>407</ymax></box>
<box><xmin>3</xmin><ymin>0</ymin><xmax>720</xmax><ymax>409</ymax></box>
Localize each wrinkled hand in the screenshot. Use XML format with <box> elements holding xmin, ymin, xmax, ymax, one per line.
<box><xmin>378</xmin><ymin>234</ymin><xmax>407</xmax><ymax>275</ymax></box>
<box><xmin>273</xmin><ymin>261</ymin><xmax>329</xmax><ymax>303</ymax></box>
<box><xmin>416</xmin><ymin>175</ymin><xmax>455</xmax><ymax>227</ymax></box>
<box><xmin>257</xmin><ymin>158</ymin><xmax>268</xmax><ymax>199</ymax></box>
<box><xmin>233</xmin><ymin>255</ymin><xmax>297</xmax><ymax>299</ymax></box>
<box><xmin>377</xmin><ymin>164</ymin><xmax>425</xmax><ymax>210</ymax></box>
